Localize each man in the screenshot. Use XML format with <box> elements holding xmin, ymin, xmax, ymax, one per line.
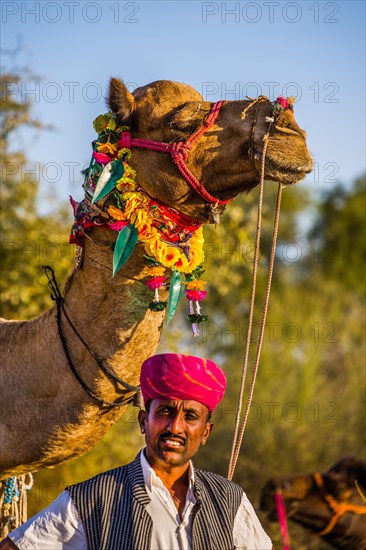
<box><xmin>1</xmin><ymin>353</ymin><xmax>272</xmax><ymax>549</ymax></box>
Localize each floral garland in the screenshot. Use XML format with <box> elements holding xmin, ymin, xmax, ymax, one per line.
<box><xmin>70</xmin><ymin>112</ymin><xmax>207</xmax><ymax>335</ymax></box>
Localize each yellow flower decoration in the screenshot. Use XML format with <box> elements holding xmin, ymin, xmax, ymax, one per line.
<box><xmin>92</xmin><ymin>114</ymin><xmax>204</xmax><ymax>275</ymax></box>
<box><xmin>130</xmin><ymin>208</ymin><xmax>149</xmax><ymax>230</ymax></box>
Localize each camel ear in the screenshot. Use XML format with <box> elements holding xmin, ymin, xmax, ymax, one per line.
<box><xmin>107</xmin><ymin>78</ymin><xmax>135</xmax><ymax>123</ymax></box>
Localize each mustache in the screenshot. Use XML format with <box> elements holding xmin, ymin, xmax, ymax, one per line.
<box><xmin>159</xmin><ymin>432</ymin><xmax>186</xmax><ymax>445</ymax></box>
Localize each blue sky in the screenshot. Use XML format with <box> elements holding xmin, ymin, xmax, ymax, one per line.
<box><xmin>2</xmin><ymin>0</ymin><xmax>365</xmax><ymax>207</ymax></box>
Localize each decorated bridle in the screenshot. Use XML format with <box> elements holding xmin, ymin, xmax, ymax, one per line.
<box><xmin>71</xmin><ymin>95</ymin><xmax>291</xmax><ymax>335</ymax></box>
<box><xmin>118</xmin><ymin>99</ymin><xmax>231</xmax><ymax>223</ymax></box>
<box><xmin>312</xmin><ymin>471</ymin><xmax>366</xmax><ymax>536</ymax></box>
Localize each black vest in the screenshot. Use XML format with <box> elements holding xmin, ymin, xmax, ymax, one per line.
<box><xmin>67</xmin><ymin>451</ymin><xmax>243</xmax><ymax>550</ymax></box>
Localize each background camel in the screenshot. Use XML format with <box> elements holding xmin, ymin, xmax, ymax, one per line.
<box><xmin>0</xmin><ymin>78</ymin><xmax>312</xmax><ymax>478</ymax></box>
<box><xmin>260</xmin><ymin>457</ymin><xmax>366</xmax><ymax>550</ymax></box>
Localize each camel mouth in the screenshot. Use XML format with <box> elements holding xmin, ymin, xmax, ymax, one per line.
<box><xmin>276</xmin><ymin>164</ymin><xmax>313</xmax><ymax>179</ymax></box>
<box><xmin>263</xmin><ymin>151</ymin><xmax>314</xmax><ymax>174</ymax></box>
<box><xmin>260</xmin><ymin>155</ymin><xmax>314</xmax><ymax>184</ymax></box>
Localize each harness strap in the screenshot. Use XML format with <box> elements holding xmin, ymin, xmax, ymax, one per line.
<box><xmin>118</xmin><ymin>101</ymin><xmax>232</xmax><ymax>206</ymax></box>
<box><xmin>312</xmin><ymin>472</ymin><xmax>366</xmax><ymax>536</ymax></box>
<box><xmin>42</xmin><ymin>265</ymin><xmax>140</xmax><ymax>408</ymax></box>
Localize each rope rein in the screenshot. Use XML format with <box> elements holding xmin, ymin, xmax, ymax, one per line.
<box><xmin>60</xmin><ymin>303</ymin><xmax>139</xmax><ymax>392</ymax></box>
<box><xmin>355</xmin><ymin>479</ymin><xmax>366</xmax><ymax>503</ymax></box>
<box><xmin>228</xmin><ymin>103</ymin><xmax>282</xmax><ymax>480</ymax></box>
<box><xmin>42</xmin><ymin>266</ymin><xmax>139</xmax><ymax>408</ymax></box>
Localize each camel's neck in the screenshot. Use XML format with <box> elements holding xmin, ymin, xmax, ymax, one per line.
<box><xmin>65</xmin><ymin>229</ymin><xmax>147</xmax><ymax>330</ymax></box>
<box><xmin>60</xmin><ymin>226</ymin><xmax>167</xmax><ymax>390</ymax></box>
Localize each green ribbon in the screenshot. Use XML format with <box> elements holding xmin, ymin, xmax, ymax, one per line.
<box><xmin>112</xmin><ymin>224</ymin><xmax>139</xmax><ymax>276</ymax></box>
<box><xmin>167</xmin><ymin>267</ymin><xmax>182</xmax><ymax>323</ymax></box>
<box><xmin>92</xmin><ymin>159</ymin><xmax>124</xmax><ymax>204</ymax></box>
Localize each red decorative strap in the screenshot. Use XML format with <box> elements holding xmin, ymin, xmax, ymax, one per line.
<box><xmin>118</xmin><ymin>101</ymin><xmax>232</xmax><ymax>206</ymax></box>
<box><xmin>275</xmin><ymin>491</ymin><xmax>291</xmax><ymax>550</ymax></box>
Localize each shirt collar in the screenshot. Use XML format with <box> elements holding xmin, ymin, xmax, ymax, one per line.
<box><xmin>140</xmin><ymin>447</ymin><xmax>195</xmax><ymax>494</ymax></box>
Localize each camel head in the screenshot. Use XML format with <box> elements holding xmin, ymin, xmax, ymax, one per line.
<box><xmin>105</xmin><ymin>78</ymin><xmax>313</xmax><ymax>222</ymax></box>
<box><xmin>69</xmin><ymin>77</ymin><xmax>313</xmax><ymax>327</ymax></box>
<box><xmin>259</xmin><ymin>458</ymin><xmax>366</xmax><ymax>550</ymax></box>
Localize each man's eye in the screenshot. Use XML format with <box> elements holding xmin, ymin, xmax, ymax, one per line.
<box><xmin>186</xmin><ymin>414</ymin><xmax>198</xmax><ymax>421</ymax></box>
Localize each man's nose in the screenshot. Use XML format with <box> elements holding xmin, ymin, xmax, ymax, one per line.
<box><xmin>167</xmin><ymin>413</ymin><xmax>184</xmax><ymax>433</ymax></box>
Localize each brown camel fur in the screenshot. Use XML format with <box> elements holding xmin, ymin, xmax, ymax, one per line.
<box><xmin>0</xmin><ymin>78</ymin><xmax>313</xmax><ymax>478</ymax></box>
<box><xmin>260</xmin><ymin>457</ymin><xmax>366</xmax><ymax>549</ymax></box>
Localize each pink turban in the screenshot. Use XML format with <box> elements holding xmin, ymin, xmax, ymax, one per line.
<box><xmin>140</xmin><ymin>353</ymin><xmax>226</xmax><ymax>413</ymax></box>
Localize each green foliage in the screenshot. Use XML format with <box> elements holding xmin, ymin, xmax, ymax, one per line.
<box><xmin>26</xmin><ymin>176</ymin><xmax>365</xmax><ymax>550</ymax></box>
<box><xmin>0</xmin><ymin>70</ymin><xmax>72</xmax><ymax>319</ymax></box>
<box><xmin>309</xmin><ymin>175</ymin><xmax>366</xmax><ymax>294</ymax></box>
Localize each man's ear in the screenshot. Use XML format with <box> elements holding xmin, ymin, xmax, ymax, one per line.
<box><xmin>107</xmin><ymin>77</ymin><xmax>135</xmax><ymax>124</ymax></box>
<box><xmin>138</xmin><ymin>409</ymin><xmax>147</xmax><ymax>434</ymax></box>
<box><xmin>201</xmin><ymin>421</ymin><xmax>213</xmax><ymax>445</ymax></box>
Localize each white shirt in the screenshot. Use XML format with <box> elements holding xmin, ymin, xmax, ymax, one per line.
<box><xmin>9</xmin><ymin>452</ymin><xmax>272</xmax><ymax>550</ymax></box>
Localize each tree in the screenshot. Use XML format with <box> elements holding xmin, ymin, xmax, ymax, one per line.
<box><xmin>0</xmin><ymin>68</ymin><xmax>72</xmax><ymax>319</ymax></box>
<box><xmin>308</xmin><ymin>174</ymin><xmax>366</xmax><ymax>295</ymax></box>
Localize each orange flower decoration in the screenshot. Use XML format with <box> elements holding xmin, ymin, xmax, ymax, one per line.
<box><xmin>107</xmin><ymin>205</ymin><xmax>126</xmax><ymax>220</ymax></box>
<box><xmin>97</xmin><ymin>142</ymin><xmax>117</xmax><ymax>155</ymax></box>
<box><xmin>186</xmin><ymin>280</ymin><xmax>206</xmax><ymax>291</ymax></box>
<box><xmin>142</xmin><ymin>266</ymin><xmax>166</xmax><ymax>277</ymax></box>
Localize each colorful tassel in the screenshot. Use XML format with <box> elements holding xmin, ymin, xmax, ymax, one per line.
<box><xmin>185</xmin><ymin>280</ymin><xmax>208</xmax><ymax>336</ymax></box>
<box><xmin>146</xmin><ymin>275</ymin><xmax>168</xmax><ymax>311</ymax></box>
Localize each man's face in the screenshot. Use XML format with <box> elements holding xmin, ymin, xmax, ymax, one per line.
<box><xmin>138</xmin><ymin>399</ymin><xmax>213</xmax><ymax>469</ymax></box>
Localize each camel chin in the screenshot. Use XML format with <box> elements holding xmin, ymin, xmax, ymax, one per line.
<box><xmin>265</xmin><ymin>163</ymin><xmax>313</xmax><ymax>186</ymax></box>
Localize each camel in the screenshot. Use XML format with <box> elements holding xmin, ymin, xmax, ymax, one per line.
<box><xmin>0</xmin><ymin>78</ymin><xmax>312</xmax><ymax>478</ymax></box>
<box><xmin>260</xmin><ymin>457</ymin><xmax>366</xmax><ymax>549</ymax></box>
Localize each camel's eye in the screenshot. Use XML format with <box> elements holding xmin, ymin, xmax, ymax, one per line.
<box><xmin>167</xmin><ymin>103</ymin><xmax>206</xmax><ymax>135</ymax></box>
